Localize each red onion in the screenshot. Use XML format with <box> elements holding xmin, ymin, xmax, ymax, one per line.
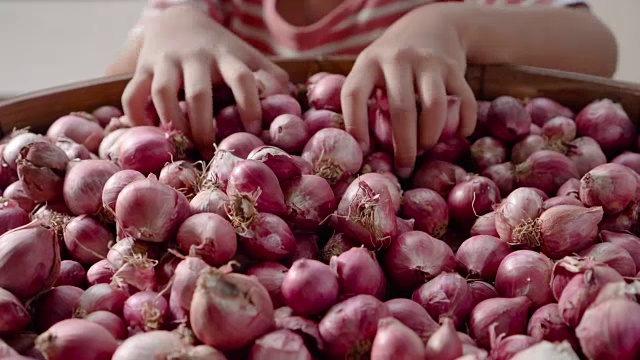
<box><xmin>527</xmin><ymin>303</ymin><xmax>578</xmax><ymax>349</ymax></box>
<box><xmin>456</xmin><ymin>235</ymin><xmax>513</xmax><ymax>279</ymax></box>
<box><xmin>401</xmin><ymin>188</ymin><xmax>448</xmax><ymax>238</ymax></box>
<box><xmin>471</xmin><ymin>137</ymin><xmax>508</xmax><ymax>172</ymax></box>
<box><xmin>3</xmin><ymin>181</ymin><xmax>36</xmax><ymax>213</ymax></box>
<box><xmin>511</xmin><ymin>135</ymin><xmax>546</xmax><ymax>165</ymax></box>
<box><xmin>31</xmin><ymin>285</ymin><xmax>84</xmax><ymax>332</ymax></box>
<box><xmin>308</xmin><ymin>74</ymin><xmax>344</xmax><ymax>112</ymax></box>
<box><xmin>205</xmin><ymin>149</ymin><xmax>242</xmax><ymax>190</ymax></box>
<box><xmin>261</xmin><ymin>94</ymin><xmax>303</xmax><ymax>126</ymax></box>
<box><xmin>107</xmin><ymin>237</ymin><xmax>161</xmax><ymax>269</ymax></box>
<box><xmin>558</xmin><ymin>267</ymin><xmax>625</xmax><ymax>327</ymax></box>
<box><xmin>412</xmin><ymin>272</ymin><xmax>474</xmax><ymax>327</ymax></box>
<box><xmin>158</xmin><ymin>160</ymin><xmax>200</xmax><ymax>197</ymax></box>
<box><xmin>384</xmin><ymin>230</ymin><xmax>456</xmax><ymax>291</ymax></box>
<box><xmin>302</xmin><ymin>128</ymin><xmax>363</xmax><ymax>185</ymax></box>
<box><xmin>74</xmin><ymin>283</ymin><xmax>129</xmax><ymax>318</ymax></box>
<box><xmin>92</xmin><ymin>105</ymin><xmax>123</xmax><ymax>127</ymax></box>
<box><xmin>413</xmin><ymin>160</ymin><xmax>467</xmax><ymax>198</ymax></box>
<box><xmin>470</xmin><ymin>212</ymin><xmax>499</xmax><ymax>237</ymax></box>
<box><xmin>384</xmin><ymin>298</ymin><xmax>439</xmax><ymax>340</ymax></box>
<box><xmin>116</xmin><ymin>126</ymin><xmax>188</xmax><ymax>175</ymax></box>
<box><xmin>612</xmin><ymin>151</ymin><xmax>640</xmax><ymax>175</ymax></box>
<box><xmin>247</xmin><ymin>146</ymin><xmax>303</xmax><ymax>182</ymax></box>
<box><xmin>525</xmin><ymin>97</ymin><xmax>575</xmax><ymax>126</ymax></box>
<box><xmin>495</xmin><ymin>250</ymin><xmax>554</xmax><ymax>309</ymax></box>
<box><xmin>318</xmin><ymin>294</ymin><xmax>391</xmax><ymax>358</ymax></box>
<box><xmin>303</xmin><ymin>109</ymin><xmax>344</xmax><ymax>136</ymax></box>
<box><xmin>112</xmin><ymin>251</ymin><xmax>157</xmax><ymax>293</ymax></box>
<box><xmin>320</xmin><ymin>233</ymin><xmax>358</xmax><ymax>262</ymax></box>
<box><xmin>425</xmin><ymin>317</ymin><xmax>463</xmax><ymax>360</ymax></box>
<box><xmin>104</xmin><ymin>115</ymin><xmax>132</xmax><ymax>135</ymax></box>
<box><xmin>101</xmin><ymin>169</ymin><xmax>145</xmax><ymax>213</ymax></box>
<box><xmin>111</xmin><ymin>330</ymin><xmax>187</xmax><ymax>360</ymax></box>
<box><xmin>238</xmin><ymin>213</ymin><xmax>296</xmax><ymax>261</ymax></box>
<box><xmin>46</xmin><ymin>113</ymin><xmax>104</xmax><ymax>153</ymax></box>
<box><xmin>579</xmin><ymin>163</ymin><xmax>637</xmax><ymax>214</ymax></box>
<box><xmin>87</xmin><ymin>259</ymin><xmax>116</xmax><ymax>285</ymax></box>
<box><xmin>55</xmin><ymin>137</ymin><xmax>92</xmax><ymax>161</ymax></box>
<box><xmin>247</xmin><ymin>262</ymin><xmax>287</xmax><ymax>308</ymax></box>
<box><xmin>249</xmin><ymin>329</ymin><xmax>312</xmax><ymax>360</ymax></box>
<box><xmin>550</xmin><ymin>256</ymin><xmax>620</xmax><ymax>302</ymax></box>
<box><xmin>84</xmin><ymin>311</ymin><xmax>127</xmax><ymax>340</ymax></box>
<box><xmin>557</xmin><ymin>178</ymin><xmax>580</xmax><ymax>197</ymax></box>
<box><xmin>63</xmin><ymin>215</ymin><xmax>113</xmax><ymax>265</ymax></box>
<box><xmin>542</xmin><ymin>195</ymin><xmax>583</xmax><ymax>209</ymax></box>
<box><xmin>273</xmin><ymin>306</ymin><xmax>324</xmax><ymax>351</ymax></box>
<box><xmin>448</xmin><ymin>175</ymin><xmax>501</xmax><ymax>228</ymax></box>
<box><xmin>0</xmin><ymin>339</ymin><xmax>23</xmax><ymax>359</ymax></box>
<box><xmin>578</xmin><ymin>242</ymin><xmax>637</xmax><ymax>277</ymax></box>
<box><xmin>0</xmin><ymin>198</ymin><xmax>29</xmax><ymax>236</ymax></box>
<box><xmin>515</xmin><ymin>150</ymin><xmax>579</xmax><ymax>196</ymax></box>
<box><xmin>176</xmin><ymin>212</ymin><xmax>237</xmax><ymax>266</ymax></box>
<box><xmin>0</xmin><ymin>287</ymin><xmax>30</xmax><ymax>334</ymax></box>
<box><xmin>330</xmin><ymin>247</ymin><xmax>386</xmax><ymax>299</ymax></box>
<box><xmin>426</xmin><ymin>135</ymin><xmax>471</xmax><ymax>164</ymax></box>
<box><xmin>592</xmin><ymin>281</ymin><xmax>640</xmax><ymax>306</ymax></box>
<box><xmin>54</xmin><ymin>260</ymin><xmax>86</xmax><ymax>288</ymax></box>
<box><xmin>227</xmin><ymin>159</ymin><xmax>286</xmax><ymax>215</ymax></box>
<box><xmin>495</xmin><ymin>187</ymin><xmax>544</xmax><ymax>244</ymax></box>
<box><xmin>170</xmin><ymin>256</ymin><xmax>209</xmax><ymax>314</ymax></box>
<box><xmin>334</xmin><ymin>178</ymin><xmax>397</xmax><ymax>249</ymax></box>
<box><xmin>361</xmin><ymin>152</ymin><xmax>392</xmax><ymax>175</ymax></box>
<box><xmin>288</xmin><ymin>234</ymin><xmax>319</xmax><ymax>264</ymax></box>
<box><xmin>98</xmin><ymin>128</ymin><xmax>127</xmax><ymax>160</ymax></box>
<box><xmin>218</xmin><ymin>132</ymin><xmax>265</xmax><ymax>159</ymax></box>
<box><xmin>565</xmin><ymin>136</ymin><xmax>608</xmax><ymax>177</ymax></box>
<box><xmin>576</xmin><ymin>299</ymin><xmax>640</xmax><ymax>360</ymax></box>
<box><xmin>490</xmin><ymin>334</ymin><xmax>538</xmax><ymax>360</ymax></box>
<box><xmin>281</xmin><ymin>259</ymin><xmax>338</xmax><ymax>315</ymax></box>
<box><xmin>2</xmin><ymin>132</ymin><xmax>48</xmax><ymax>170</ymax></box>
<box><xmin>0</xmin><ymin>220</ymin><xmax>59</xmax><ymax>299</ymax></box>
<box><xmin>115</xmin><ymin>175</ymin><xmax>191</xmax><ymax>242</ymax></box>
<box><xmin>488</xmin><ymin>96</ymin><xmax>531</xmax><ymax>142</ymax></box>
<box><xmin>600</xmin><ymin>230</ymin><xmax>640</xmax><ymax>270</ymax></box>
<box><xmin>269</xmin><ymin>114</ymin><xmax>309</xmax><ymax>154</ymax></box>
<box><xmin>253</xmin><ymin>69</ymin><xmax>287</xmax><ymax>98</ymax></box>
<box><xmin>511</xmin><ymin>340</ymin><xmax>580</xmax><ymax>360</ymax></box>
<box><xmin>190</xmin><ymin>269</ymin><xmax>275</xmax><ymax>351</ymax></box>
<box><xmin>35</xmin><ymin>318</ymin><xmax>117</xmax><ymax>360</ymax></box>
<box><xmin>535</xmin><ymin>205</ymin><xmax>603</xmax><ymax>259</ymax></box>
<box><xmin>189</xmin><ymin>187</ymin><xmax>229</xmax><ymax>217</ymax></box>
<box><xmin>371</xmin><ymin>317</ymin><xmax>426</xmax><ymax>360</ymax></box>
<box><xmin>469</xmin><ymin>281</ymin><xmax>499</xmax><ymax>306</ymax></box>
<box><xmin>282</xmin><ymin>174</ymin><xmax>335</xmax><ymax>231</ymax></box>
<box><xmin>542</xmin><ymin>116</ymin><xmax>576</xmax><ymax>141</ymax></box>
<box><xmin>182</xmin><ymin>345</ymin><xmax>228</xmax><ymax>360</ymax></box>
<box><xmin>472</xmin><ymin>100</ymin><xmax>492</xmax><ymax>138</ymax></box>
<box><xmin>396</xmin><ymin>217</ymin><xmax>415</xmax><ymax>236</ymax></box>
<box><xmin>306</xmin><ymin>71</ymin><xmax>331</xmax><ymax>86</ymax></box>
<box><xmin>16</xmin><ymin>141</ymin><xmax>68</xmax><ymax>203</ymax></box>
<box><xmin>482</xmin><ymin>162</ymin><xmax>516</xmax><ymax>197</ymax></box>
<box><xmin>123</xmin><ymin>291</ymin><xmax>168</xmax><ymax>332</ymax></box>
<box><xmin>575</xmin><ymin>99</ymin><xmax>636</xmax><ymax>155</ymax></box>
<box><xmin>63</xmin><ymin>159</ymin><xmax>120</xmax><ymax>216</ymax></box>
<box><xmin>216</xmin><ymin>104</ymin><xmax>245</xmax><ymax>139</ymax></box>
<box><xmin>372</xmin><ymin>106</ymin><xmax>393</xmax><ymax>152</ymax></box>
<box><xmin>469</xmin><ymin>296</ymin><xmax>532</xmax><ymax>349</ymax></box>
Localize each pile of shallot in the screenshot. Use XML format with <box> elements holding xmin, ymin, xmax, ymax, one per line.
<box><xmin>0</xmin><ymin>71</ymin><xmax>639</xmax><ymax>360</ymax></box>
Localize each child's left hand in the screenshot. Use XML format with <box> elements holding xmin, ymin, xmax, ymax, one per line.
<box><xmin>341</xmin><ymin>6</ymin><xmax>477</xmax><ymax>178</ymax></box>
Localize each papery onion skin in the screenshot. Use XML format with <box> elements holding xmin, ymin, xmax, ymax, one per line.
<box><xmin>494</xmin><ymin>187</ymin><xmax>544</xmax><ymax>244</ymax></box>
<box><xmin>470</xmin><ymin>212</ymin><xmax>499</xmax><ymax>237</ymax></box>
<box><xmin>577</xmin><ymin>242</ymin><xmax>637</xmax><ymax>277</ymax></box>
<box><xmin>527</xmin><ymin>303</ymin><xmax>579</xmax><ymax>350</ymax></box>
<box><xmin>171</xmin><ymin>256</ymin><xmax>210</xmax><ymax>313</ymax></box>
<box><xmin>576</xmin><ymin>299</ymin><xmax>640</xmax><ymax>360</ymax></box>
<box><xmin>111</xmin><ymin>330</ymin><xmax>187</xmax><ymax>360</ymax></box>
<box><xmin>579</xmin><ymin>163</ymin><xmax>638</xmax><ymax>214</ymax></box>
<box><xmin>511</xmin><ymin>340</ymin><xmax>580</xmax><ymax>360</ymax></box>
<box><xmin>282</xmin><ymin>174</ymin><xmax>336</xmax><ymax>232</ymax></box>
<box><xmin>189</xmin><ymin>188</ymin><xmax>229</xmax><ymax>218</ymax></box>
<box><xmin>384</xmin><ymin>230</ymin><xmax>457</xmax><ymax>292</ymax></box>
<box><xmin>411</xmin><ymin>272</ymin><xmax>474</xmax><ymax>327</ymax></box>
<box><xmin>249</xmin><ymin>329</ymin><xmax>312</xmax><ymax>360</ymax></box>
<box><xmin>495</xmin><ymin>250</ymin><xmax>555</xmax><ymax>309</ymax></box>
<box><xmin>16</xmin><ymin>141</ymin><xmax>68</xmax><ymax>203</ymax></box>
<box><xmin>538</xmin><ymin>205</ymin><xmax>603</xmax><ymax>259</ymax></box>
<box><xmin>239</xmin><ymin>213</ymin><xmax>297</xmax><ymax>261</ymax></box>
<box><xmin>384</xmin><ymin>298</ymin><xmax>439</xmax><ymax>340</ymax></box>
<box><xmin>301</xmin><ymin>128</ymin><xmax>363</xmax><ymax>185</ymax></box>
<box><xmin>123</xmin><ymin>291</ymin><xmax>169</xmax><ymax>332</ymax></box>
<box><xmin>318</xmin><ymin>294</ymin><xmax>391</xmax><ymax>358</ymax></box>
<box><xmin>247</xmin><ymin>146</ymin><xmax>303</xmax><ymax>182</ymax></box>
<box><xmin>515</xmin><ymin>150</ymin><xmax>579</xmax><ymax>196</ymax></box>
<box><xmin>542</xmin><ymin>116</ymin><xmax>576</xmax><ymax>142</ymax></box>
<box><xmin>469</xmin><ymin>296</ymin><xmax>532</xmax><ymax>349</ymax></box>
<box><xmin>371</xmin><ymin>317</ymin><xmax>426</xmax><ymax>360</ymax></box>
<box><xmin>35</xmin><ymin>318</ymin><xmax>118</xmax><ymax>360</ymax></box>
<box><xmin>599</xmin><ymin>230</ymin><xmax>640</xmax><ymax>270</ymax></box>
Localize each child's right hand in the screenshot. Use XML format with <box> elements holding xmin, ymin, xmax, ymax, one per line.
<box><xmin>121</xmin><ymin>4</ymin><xmax>288</xmax><ymax>158</ymax></box>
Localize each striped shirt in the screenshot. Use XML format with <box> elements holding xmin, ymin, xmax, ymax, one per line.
<box><xmin>130</xmin><ymin>0</ymin><xmax>588</xmax><ymax>58</ymax></box>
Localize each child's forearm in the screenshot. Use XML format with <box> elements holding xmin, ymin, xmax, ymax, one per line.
<box><xmin>411</xmin><ymin>3</ymin><xmax>618</xmax><ymax>77</ymax></box>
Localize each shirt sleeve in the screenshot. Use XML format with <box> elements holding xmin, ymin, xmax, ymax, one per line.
<box><xmin>128</xmin><ymin>0</ymin><xmax>230</xmax><ymax>40</ymax></box>
<box><xmin>463</xmin><ymin>0</ymin><xmax>589</xmax><ymax>7</ymax></box>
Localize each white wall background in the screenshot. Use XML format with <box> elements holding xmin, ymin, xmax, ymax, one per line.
<box><xmin>0</xmin><ymin>0</ymin><xmax>638</xmax><ymax>98</ymax></box>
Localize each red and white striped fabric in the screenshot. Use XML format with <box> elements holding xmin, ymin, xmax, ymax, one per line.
<box><xmin>130</xmin><ymin>0</ymin><xmax>587</xmax><ymax>57</ymax></box>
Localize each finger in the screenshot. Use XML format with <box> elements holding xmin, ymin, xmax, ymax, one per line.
<box><xmin>218</xmin><ymin>57</ymin><xmax>262</xmax><ymax>135</ymax></box>
<box><xmin>183</xmin><ymin>59</ymin><xmax>216</xmax><ymax>160</ymax></box>
<box><xmin>447</xmin><ymin>71</ymin><xmax>477</xmax><ymax>137</ymax></box>
<box><xmin>243</xmin><ymin>48</ymin><xmax>290</xmax><ymax>86</ymax></box>
<box><xmin>151</xmin><ymin>61</ymin><xmax>189</xmax><ymax>135</ymax></box>
<box><xmin>383</xmin><ymin>64</ymin><xmax>417</xmax><ymax>179</ymax></box>
<box><xmin>122</xmin><ymin>69</ymin><xmax>154</xmax><ymax>126</ymax></box>
<box><xmin>415</xmin><ymin>69</ymin><xmax>447</xmax><ymax>150</ymax></box>
<box><xmin>341</xmin><ymin>59</ymin><xmax>378</xmax><ymax>152</ymax></box>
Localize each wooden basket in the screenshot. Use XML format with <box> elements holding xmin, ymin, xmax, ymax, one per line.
<box><xmin>1</xmin><ymin>56</ymin><xmax>640</xmax><ymax>137</ymax></box>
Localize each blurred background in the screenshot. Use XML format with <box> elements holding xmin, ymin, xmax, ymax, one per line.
<box><xmin>0</xmin><ymin>0</ymin><xmax>638</xmax><ymax>99</ymax></box>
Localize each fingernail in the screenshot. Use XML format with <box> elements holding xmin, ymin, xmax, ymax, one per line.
<box><xmin>397</xmin><ymin>167</ymin><xmax>413</xmax><ymax>179</ymax></box>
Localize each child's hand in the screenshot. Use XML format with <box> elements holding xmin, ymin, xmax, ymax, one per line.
<box><xmin>341</xmin><ymin>9</ymin><xmax>477</xmax><ymax>178</ymax></box>
<box><xmin>121</xmin><ymin>5</ymin><xmax>288</xmax><ymax>158</ymax></box>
